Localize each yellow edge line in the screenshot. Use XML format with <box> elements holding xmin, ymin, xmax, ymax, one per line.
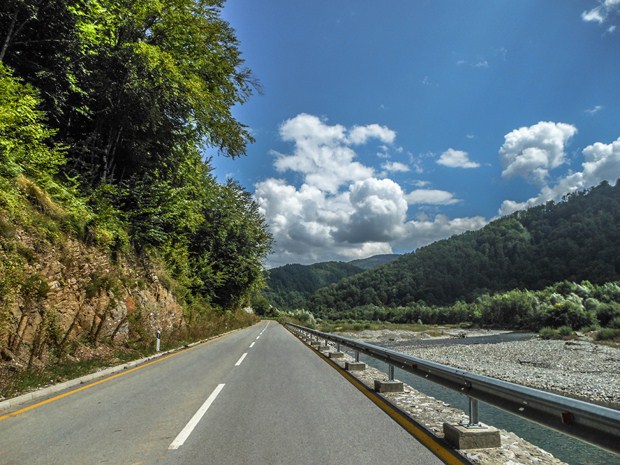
<box><xmin>0</xmin><ymin>333</ymin><xmax>229</xmax><ymax>422</ymax></box>
<box><xmin>298</xmin><ymin>335</ymin><xmax>468</xmax><ymax>465</ymax></box>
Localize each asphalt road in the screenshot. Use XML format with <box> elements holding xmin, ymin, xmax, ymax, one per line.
<box><xmin>0</xmin><ymin>321</ymin><xmax>445</xmax><ymax>465</ymax></box>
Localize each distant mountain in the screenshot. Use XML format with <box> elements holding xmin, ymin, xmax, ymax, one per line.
<box><xmin>263</xmin><ymin>254</ymin><xmax>400</xmax><ymax>309</ymax></box>
<box><xmin>309</xmin><ymin>180</ymin><xmax>620</xmax><ymax>316</ymax></box>
<box><xmin>348</xmin><ymin>254</ymin><xmax>400</xmax><ymax>270</ymax></box>
<box><xmin>263</xmin><ymin>261</ymin><xmax>363</xmax><ymax>309</ymax></box>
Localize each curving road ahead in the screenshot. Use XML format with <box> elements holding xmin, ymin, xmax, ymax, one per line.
<box><xmin>0</xmin><ymin>322</ymin><xmax>445</xmax><ymax>465</ymax></box>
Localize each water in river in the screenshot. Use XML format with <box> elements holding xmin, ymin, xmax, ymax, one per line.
<box><xmin>358</xmin><ymin>333</ymin><xmax>619</xmax><ymax>465</ymax></box>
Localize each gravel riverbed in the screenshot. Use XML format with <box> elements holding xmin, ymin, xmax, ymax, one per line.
<box><xmin>399</xmin><ymin>338</ymin><xmax>620</xmax><ymax>408</ymax></box>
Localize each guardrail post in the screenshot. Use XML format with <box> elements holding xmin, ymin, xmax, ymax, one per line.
<box><xmin>463</xmin><ymin>397</ymin><xmax>481</xmax><ymax>428</ymax></box>
<box><xmin>388</xmin><ymin>364</ymin><xmax>395</xmax><ymax>381</ymax></box>
<box><xmin>355</xmin><ymin>350</ymin><xmax>360</xmax><ymax>362</ymax></box>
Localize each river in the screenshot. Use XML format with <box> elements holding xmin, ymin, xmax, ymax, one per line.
<box><xmin>358</xmin><ymin>332</ymin><xmax>619</xmax><ymax>465</ymax></box>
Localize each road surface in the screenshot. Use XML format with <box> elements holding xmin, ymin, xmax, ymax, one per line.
<box><xmin>0</xmin><ymin>321</ymin><xmax>445</xmax><ymax>464</ymax></box>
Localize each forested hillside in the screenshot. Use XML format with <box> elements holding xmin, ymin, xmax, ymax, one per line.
<box><xmin>310</xmin><ymin>181</ymin><xmax>620</xmax><ymax>313</ymax></box>
<box><xmin>0</xmin><ymin>0</ymin><xmax>270</xmax><ymax>389</ymax></box>
<box><xmin>347</xmin><ymin>254</ymin><xmax>400</xmax><ymax>270</ymax></box>
<box><xmin>263</xmin><ymin>262</ymin><xmax>363</xmax><ymax>310</ymax></box>
<box><xmin>262</xmin><ymin>254</ymin><xmax>401</xmax><ymax>310</ymax></box>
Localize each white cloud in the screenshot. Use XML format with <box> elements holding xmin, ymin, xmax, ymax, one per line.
<box><xmin>348</xmin><ymin>124</ymin><xmax>396</xmax><ymax>145</ymax></box>
<box><xmin>273</xmin><ymin>114</ymin><xmax>374</xmax><ymax>193</ymax></box>
<box><xmin>582</xmin><ymin>6</ymin><xmax>605</xmax><ymax>23</ymax></box>
<box><xmin>255</xmin><ymin>113</ymin><xmax>487</xmax><ymax>267</ymax></box>
<box><xmin>499</xmin><ymin>121</ymin><xmax>577</xmax><ymax>184</ymax></box>
<box><xmin>499</xmin><ymin>136</ymin><xmax>620</xmax><ymax>215</ymax></box>
<box><xmin>437</xmin><ymin>149</ymin><xmax>480</xmax><ymax>169</ymax></box>
<box><xmin>582</xmin><ymin>1</ymin><xmax>620</xmax><ymax>24</ymax></box>
<box><xmin>382</xmin><ymin>161</ymin><xmax>410</xmax><ymax>173</ymax></box>
<box><xmin>334</xmin><ymin>178</ymin><xmax>408</xmax><ymax>243</ymax></box>
<box><xmin>406</xmin><ymin>189</ymin><xmax>460</xmax><ymax>205</ymax></box>
<box><xmin>585</xmin><ymin>105</ymin><xmax>604</xmax><ymax>115</ymax></box>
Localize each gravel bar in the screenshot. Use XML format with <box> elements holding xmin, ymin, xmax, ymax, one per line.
<box><xmin>397</xmin><ymin>339</ymin><xmax>620</xmax><ymax>408</ymax></box>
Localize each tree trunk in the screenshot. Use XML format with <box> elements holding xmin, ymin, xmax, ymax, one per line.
<box><xmin>0</xmin><ymin>11</ymin><xmax>17</xmax><ymax>62</ymax></box>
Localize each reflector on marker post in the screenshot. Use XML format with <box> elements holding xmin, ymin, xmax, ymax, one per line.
<box><xmin>156</xmin><ymin>329</ymin><xmax>161</xmax><ymax>352</ymax></box>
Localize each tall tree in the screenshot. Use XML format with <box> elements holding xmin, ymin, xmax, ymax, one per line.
<box><xmin>0</xmin><ymin>0</ymin><xmax>257</xmax><ymax>186</ymax></box>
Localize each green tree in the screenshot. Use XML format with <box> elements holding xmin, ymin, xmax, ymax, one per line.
<box><xmin>190</xmin><ymin>180</ymin><xmax>272</xmax><ymax>309</ymax></box>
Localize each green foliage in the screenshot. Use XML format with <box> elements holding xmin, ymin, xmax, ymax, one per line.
<box><xmin>0</xmin><ymin>63</ymin><xmax>65</xmax><ymax>183</ymax></box>
<box><xmin>308</xmin><ymin>279</ymin><xmax>620</xmax><ymax>332</ymax></box>
<box><xmin>594</xmin><ymin>328</ymin><xmax>620</xmax><ymax>342</ymax></box>
<box><xmin>264</xmin><ymin>261</ymin><xmax>364</xmax><ymax>310</ymax></box>
<box><xmin>539</xmin><ymin>327</ymin><xmax>561</xmax><ymax>340</ymax></box>
<box><xmin>189</xmin><ymin>180</ymin><xmax>272</xmax><ymax>309</ymax></box>
<box><xmin>1</xmin><ymin>1</ymin><xmax>272</xmax><ymax>316</ymax></box>
<box><xmin>0</xmin><ymin>1</ymin><xmax>270</xmax><ymax>390</ymax></box>
<box><xmin>557</xmin><ymin>325</ymin><xmax>574</xmax><ymax>337</ymax></box>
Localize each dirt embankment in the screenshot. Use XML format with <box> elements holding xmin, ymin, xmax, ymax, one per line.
<box><xmin>1</xmin><ymin>229</ymin><xmax>185</xmax><ymax>389</ymax></box>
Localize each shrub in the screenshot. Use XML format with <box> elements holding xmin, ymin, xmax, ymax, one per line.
<box><xmin>539</xmin><ymin>327</ymin><xmax>560</xmax><ymax>339</ymax></box>
<box><xmin>557</xmin><ymin>325</ymin><xmax>574</xmax><ymax>337</ymax></box>
<box><xmin>594</xmin><ymin>328</ymin><xmax>620</xmax><ymax>341</ymax></box>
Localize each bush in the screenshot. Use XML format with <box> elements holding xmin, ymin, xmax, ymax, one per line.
<box><xmin>594</xmin><ymin>328</ymin><xmax>620</xmax><ymax>341</ymax></box>
<box><xmin>557</xmin><ymin>325</ymin><xmax>574</xmax><ymax>337</ymax></box>
<box><xmin>539</xmin><ymin>327</ymin><xmax>559</xmax><ymax>339</ymax></box>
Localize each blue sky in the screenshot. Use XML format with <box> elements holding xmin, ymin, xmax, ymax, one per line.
<box><xmin>209</xmin><ymin>0</ymin><xmax>620</xmax><ymax>267</ymax></box>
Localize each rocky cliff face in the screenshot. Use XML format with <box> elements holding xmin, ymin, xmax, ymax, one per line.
<box><xmin>0</xmin><ymin>223</ymin><xmax>185</xmax><ymax>375</ymax></box>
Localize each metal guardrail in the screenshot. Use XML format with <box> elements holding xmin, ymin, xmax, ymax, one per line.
<box><xmin>287</xmin><ymin>323</ymin><xmax>620</xmax><ymax>454</ymax></box>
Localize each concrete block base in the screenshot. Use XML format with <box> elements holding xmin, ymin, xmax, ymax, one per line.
<box><xmin>345</xmin><ymin>361</ymin><xmax>366</xmax><ymax>371</ymax></box>
<box><xmin>443</xmin><ymin>423</ymin><xmax>501</xmax><ymax>449</ymax></box>
<box><xmin>328</xmin><ymin>352</ymin><xmax>344</xmax><ymax>359</ymax></box>
<box><xmin>310</xmin><ymin>342</ymin><xmax>322</xmax><ymax>349</ymax></box>
<box><xmin>374</xmin><ymin>379</ymin><xmax>404</xmax><ymax>393</ymax></box>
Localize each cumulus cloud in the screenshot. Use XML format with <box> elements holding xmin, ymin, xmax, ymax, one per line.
<box><xmin>255</xmin><ymin>113</ymin><xmax>487</xmax><ymax>266</ymax></box>
<box><xmin>437</xmin><ymin>149</ymin><xmax>480</xmax><ymax>169</ymax></box>
<box><xmin>499</xmin><ymin>136</ymin><xmax>620</xmax><ymax>215</ymax></box>
<box><xmin>499</xmin><ymin>121</ymin><xmax>577</xmax><ymax>184</ymax></box>
<box><xmin>406</xmin><ymin>189</ymin><xmax>460</xmax><ymax>205</ymax></box>
<box><xmin>273</xmin><ymin>114</ymin><xmax>374</xmax><ymax>193</ymax></box>
<box><xmin>333</xmin><ymin>178</ymin><xmax>408</xmax><ymax>243</ymax></box>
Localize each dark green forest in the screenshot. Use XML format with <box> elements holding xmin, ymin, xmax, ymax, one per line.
<box><xmin>306</xmin><ymin>181</ymin><xmax>620</xmax><ymax>329</ymax></box>
<box><xmin>263</xmin><ymin>262</ymin><xmax>364</xmax><ymax>310</ymax></box>
<box><xmin>262</xmin><ymin>254</ymin><xmax>400</xmax><ymax>311</ymax></box>
<box><xmin>0</xmin><ymin>1</ymin><xmax>271</xmax><ymax>312</ymax></box>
